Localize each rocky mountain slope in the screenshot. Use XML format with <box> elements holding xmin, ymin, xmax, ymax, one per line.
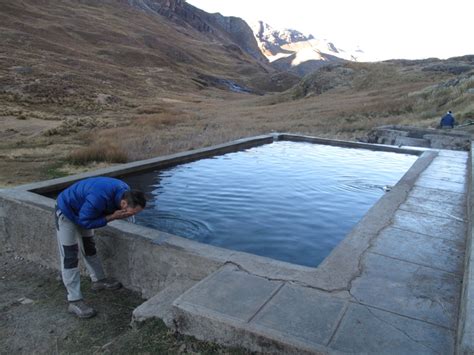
<box><xmin>128</xmin><ymin>0</ymin><xmax>268</xmax><ymax>64</ymax></box>
<box><xmin>0</xmin><ymin>0</ymin><xmax>299</xmax><ymax>114</ymax></box>
<box><xmin>252</xmin><ymin>21</ymin><xmax>366</xmax><ymax>76</ymax></box>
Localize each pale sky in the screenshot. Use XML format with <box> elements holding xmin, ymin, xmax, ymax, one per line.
<box><xmin>187</xmin><ymin>0</ymin><xmax>473</xmax><ymax>61</ymax></box>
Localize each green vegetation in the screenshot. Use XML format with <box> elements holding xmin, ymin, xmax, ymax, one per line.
<box><xmin>44</xmin><ymin>162</ymin><xmax>69</xmax><ymax>179</ymax></box>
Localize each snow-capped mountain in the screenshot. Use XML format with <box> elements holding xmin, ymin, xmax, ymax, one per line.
<box><xmin>252</xmin><ymin>21</ymin><xmax>367</xmax><ymax>75</ymax></box>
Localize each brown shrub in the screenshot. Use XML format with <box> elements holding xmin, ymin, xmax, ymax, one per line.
<box><xmin>68</xmin><ymin>140</ymin><xmax>128</xmax><ymax>165</ymax></box>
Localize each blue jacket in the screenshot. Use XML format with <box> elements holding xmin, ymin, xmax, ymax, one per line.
<box><xmin>57</xmin><ymin>177</ymin><xmax>130</xmax><ymax>229</ymax></box>
<box><xmin>440</xmin><ymin>113</ymin><xmax>455</xmax><ymax>127</ymax></box>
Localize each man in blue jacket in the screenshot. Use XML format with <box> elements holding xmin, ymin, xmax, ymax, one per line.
<box><xmin>55</xmin><ymin>176</ymin><xmax>146</xmax><ymax>318</ymax></box>
<box><xmin>439</xmin><ymin>110</ymin><xmax>456</xmax><ymax>128</ymax></box>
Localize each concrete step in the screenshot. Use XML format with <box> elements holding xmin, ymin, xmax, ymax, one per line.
<box><xmin>132</xmin><ymin>279</ymin><xmax>197</xmax><ymax>328</ymax></box>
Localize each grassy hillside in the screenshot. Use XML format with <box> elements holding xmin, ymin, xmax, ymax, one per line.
<box><xmin>285</xmin><ymin>58</ymin><xmax>474</xmax><ymax>124</ymax></box>
<box><xmin>0</xmin><ymin>0</ymin><xmax>295</xmax><ymax>109</ymax></box>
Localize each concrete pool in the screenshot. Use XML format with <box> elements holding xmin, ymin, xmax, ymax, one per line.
<box><xmin>0</xmin><ymin>133</ymin><xmax>472</xmax><ymax>354</ymax></box>
<box><xmin>123</xmin><ymin>141</ymin><xmax>417</xmax><ymax>267</ymax></box>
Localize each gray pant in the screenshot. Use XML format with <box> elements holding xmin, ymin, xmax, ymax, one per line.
<box><xmin>55</xmin><ymin>209</ymin><xmax>105</xmax><ymax>301</ymax></box>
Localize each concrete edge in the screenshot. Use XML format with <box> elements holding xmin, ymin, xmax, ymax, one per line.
<box><xmin>456</xmin><ymin>143</ymin><xmax>474</xmax><ymax>355</ymax></box>
<box><xmin>278</xmin><ymin>133</ymin><xmax>425</xmax><ymax>155</ymax></box>
<box><xmin>0</xmin><ymin>188</ymin><xmax>55</xmax><ymax>210</ymax></box>
<box><xmin>375</xmin><ymin>125</ymin><xmax>473</xmax><ymax>138</ymax></box>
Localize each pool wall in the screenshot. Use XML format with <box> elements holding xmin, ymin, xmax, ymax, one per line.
<box><xmin>0</xmin><ymin>134</ymin><xmax>434</xmax><ymax>299</ymax></box>
<box><xmin>456</xmin><ymin>142</ymin><xmax>474</xmax><ymax>355</ymax></box>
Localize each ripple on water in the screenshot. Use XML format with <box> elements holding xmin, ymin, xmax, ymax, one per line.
<box><xmin>139</xmin><ymin>210</ymin><xmax>213</xmax><ymax>241</ymax></box>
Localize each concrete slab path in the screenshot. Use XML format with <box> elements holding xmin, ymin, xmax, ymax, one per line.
<box><xmin>166</xmin><ymin>150</ymin><xmax>468</xmax><ymax>354</ymax></box>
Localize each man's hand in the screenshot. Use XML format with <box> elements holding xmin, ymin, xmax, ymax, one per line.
<box><xmin>106</xmin><ymin>209</ymin><xmax>134</xmax><ymax>222</ymax></box>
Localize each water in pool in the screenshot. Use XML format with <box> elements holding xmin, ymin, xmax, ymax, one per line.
<box><xmin>123</xmin><ymin>141</ymin><xmax>417</xmax><ymax>267</ymax></box>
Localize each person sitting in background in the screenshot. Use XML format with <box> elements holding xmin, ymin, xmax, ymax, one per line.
<box><xmin>439</xmin><ymin>110</ymin><xmax>456</xmax><ymax>128</ymax></box>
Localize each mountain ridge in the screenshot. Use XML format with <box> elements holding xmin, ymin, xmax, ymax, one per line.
<box><xmin>127</xmin><ymin>0</ymin><xmax>268</xmax><ymax>63</ymax></box>
<box><xmin>251</xmin><ymin>20</ymin><xmax>367</xmax><ymax>76</ymax></box>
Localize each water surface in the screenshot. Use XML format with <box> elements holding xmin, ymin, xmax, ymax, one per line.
<box><xmin>124</xmin><ymin>142</ymin><xmax>417</xmax><ymax>267</ymax></box>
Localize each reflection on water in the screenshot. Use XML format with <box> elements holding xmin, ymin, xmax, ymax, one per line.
<box><xmin>123</xmin><ymin>141</ymin><xmax>417</xmax><ymax>267</ymax></box>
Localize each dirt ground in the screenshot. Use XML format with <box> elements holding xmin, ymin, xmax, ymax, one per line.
<box><xmin>0</xmin><ymin>248</ymin><xmax>252</xmax><ymax>354</ymax></box>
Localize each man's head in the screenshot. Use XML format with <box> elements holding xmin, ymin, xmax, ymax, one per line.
<box><xmin>120</xmin><ymin>190</ymin><xmax>146</xmax><ymax>215</ymax></box>
<box><xmin>448</xmin><ymin>110</ymin><xmax>452</xmax><ymax>114</ymax></box>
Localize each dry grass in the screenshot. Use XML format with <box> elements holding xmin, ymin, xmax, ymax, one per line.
<box><xmin>3</xmin><ymin>63</ymin><xmax>471</xmax><ymax>182</ymax></box>
<box><xmin>44</xmin><ymin>118</ymin><xmax>108</xmax><ymax>136</ymax></box>
<box><xmin>133</xmin><ymin>111</ymin><xmax>186</xmax><ymax>129</ymax></box>
<box><xmin>121</xmin><ymin>69</ymin><xmax>469</xmax><ymax>152</ymax></box>
<box><xmin>68</xmin><ymin>140</ymin><xmax>128</xmax><ymax>165</ymax></box>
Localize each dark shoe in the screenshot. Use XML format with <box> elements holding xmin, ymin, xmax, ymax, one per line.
<box><xmin>68</xmin><ymin>300</ymin><xmax>97</xmax><ymax>319</ymax></box>
<box><xmin>91</xmin><ymin>278</ymin><xmax>122</xmax><ymax>291</ymax></box>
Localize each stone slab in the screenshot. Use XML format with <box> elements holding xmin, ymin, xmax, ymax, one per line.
<box><xmin>435</xmin><ymin>153</ymin><xmax>468</xmax><ymax>160</ymax></box>
<box><xmin>422</xmin><ymin>166</ymin><xmax>467</xmax><ymax>180</ymax></box>
<box><xmin>173</xmin><ymin>294</ymin><xmax>327</xmax><ymax>355</ymax></box>
<box><xmin>419</xmin><ymin>170</ymin><xmax>467</xmax><ymax>185</ymax></box>
<box><xmin>437</xmin><ymin>150</ymin><xmax>468</xmax><ymax>158</ymax></box>
<box><xmin>422</xmin><ymin>169</ymin><xmax>468</xmax><ymax>183</ymax></box>
<box><xmin>408</xmin><ymin>186</ymin><xmax>466</xmax><ymax>207</ymax></box>
<box><xmin>399</xmin><ymin>196</ymin><xmax>466</xmax><ymax>222</ymax></box>
<box><xmin>371</xmin><ymin>227</ymin><xmax>464</xmax><ymax>274</ymax></box>
<box><xmin>415</xmin><ymin>178</ymin><xmax>466</xmax><ymax>194</ymax></box>
<box><xmin>351</xmin><ymin>253</ymin><xmax>462</xmax><ymax>329</ymax></box>
<box><xmin>250</xmin><ymin>284</ymin><xmax>347</xmax><ymax>347</ymax></box>
<box><xmin>435</xmin><ymin>155</ymin><xmax>468</xmax><ymax>164</ymax></box>
<box><xmin>425</xmin><ymin>161</ymin><xmax>467</xmax><ymax>174</ymax></box>
<box><xmin>392</xmin><ymin>210</ymin><xmax>466</xmax><ymax>241</ymax></box>
<box><xmin>423</xmin><ymin>163</ymin><xmax>467</xmax><ymax>174</ymax></box>
<box><xmin>174</xmin><ymin>264</ymin><xmax>282</xmax><ymax>322</ymax></box>
<box><xmin>172</xmin><ymin>265</ymin><xmax>330</xmax><ymax>354</ymax></box>
<box><xmin>428</xmin><ymin>156</ymin><xmax>467</xmax><ymax>165</ymax></box>
<box><xmin>438</xmin><ymin>154</ymin><xmax>469</xmax><ymax>164</ymax></box>
<box><xmin>329</xmin><ymin>303</ymin><xmax>454</xmax><ymax>354</ymax></box>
